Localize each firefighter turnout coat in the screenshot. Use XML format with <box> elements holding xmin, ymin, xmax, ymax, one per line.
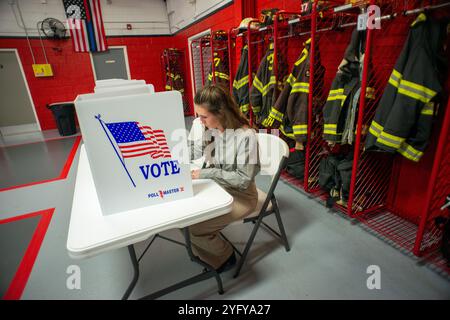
<box><xmin>249</xmin><ymin>43</ymin><xmax>286</xmax><ymax>125</ymax></box>
<box><xmin>232</xmin><ymin>45</ymin><xmax>250</xmax><ymax>115</ymax></box>
<box><xmin>206</xmin><ymin>51</ymin><xmax>230</xmax><ymax>87</ymax></box>
<box><xmin>322</xmin><ymin>28</ymin><xmax>375</xmax><ymax>144</ymax></box>
<box><xmin>365</xmin><ymin>13</ymin><xmax>445</xmax><ymax>162</ymax></box>
<box><xmin>263</xmin><ymin>38</ymin><xmax>325</xmax><ymax>143</ymax></box>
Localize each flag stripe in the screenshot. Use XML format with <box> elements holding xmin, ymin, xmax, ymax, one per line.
<box><xmin>96</xmin><ymin>0</ymin><xmax>107</xmax><ymax>51</ymax></box>
<box><xmin>63</xmin><ymin>0</ymin><xmax>107</xmax><ymax>52</ymax></box>
<box><xmin>90</xmin><ymin>0</ymin><xmax>100</xmax><ymax>51</ymax></box>
<box><xmin>105</xmin><ymin>121</ymin><xmax>172</xmax><ymax>160</ymax></box>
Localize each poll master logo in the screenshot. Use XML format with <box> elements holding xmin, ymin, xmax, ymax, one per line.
<box><xmin>147</xmin><ymin>186</ymin><xmax>186</xmax><ymax>199</ymax></box>
<box><xmin>96</xmin><ymin>115</ymin><xmax>181</xmax><ymax>188</ymax></box>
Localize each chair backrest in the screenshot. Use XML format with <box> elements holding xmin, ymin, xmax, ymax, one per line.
<box><xmin>256</xmin><ymin>133</ymin><xmax>289</xmax><ymax>179</ymax></box>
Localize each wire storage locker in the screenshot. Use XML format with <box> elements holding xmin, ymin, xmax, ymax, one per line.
<box><xmin>272</xmin><ymin>10</ymin><xmax>314</xmax><ymax>190</ymax></box>
<box><xmin>161</xmin><ymin>48</ymin><xmax>193</xmax><ymax>115</ymax></box>
<box><xmin>276</xmin><ymin>5</ymin><xmax>360</xmax><ymax>194</ymax></box>
<box><xmin>272</xmin><ymin>0</ymin><xmax>450</xmax><ymax>271</ymax></box>
<box><xmin>190</xmin><ymin>34</ymin><xmax>212</xmax><ymax>94</ymax></box>
<box><xmin>345</xmin><ymin>0</ymin><xmax>450</xmax><ymax>268</ymax></box>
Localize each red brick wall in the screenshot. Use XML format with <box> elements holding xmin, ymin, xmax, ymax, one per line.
<box><xmin>0</xmin><ymin>36</ymin><xmax>172</xmax><ymax>130</ymax></box>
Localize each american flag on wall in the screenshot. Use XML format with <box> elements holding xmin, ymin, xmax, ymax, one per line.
<box><xmin>105</xmin><ymin>121</ymin><xmax>172</xmax><ymax>160</ymax></box>
<box><xmin>62</xmin><ymin>0</ymin><xmax>107</xmax><ymax>52</ymax></box>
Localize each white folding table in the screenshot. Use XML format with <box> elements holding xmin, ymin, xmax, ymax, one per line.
<box><xmin>67</xmin><ymin>145</ymin><xmax>233</xmax><ymax>299</ymax></box>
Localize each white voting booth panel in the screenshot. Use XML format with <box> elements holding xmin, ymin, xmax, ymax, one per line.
<box><xmin>94</xmin><ymin>80</ymin><xmax>147</xmax><ymax>93</ymax></box>
<box><xmin>75</xmin><ymin>91</ymin><xmax>193</xmax><ymax>215</ymax></box>
<box><xmin>95</xmin><ymin>79</ymin><xmax>145</xmax><ymax>87</ymax></box>
<box><xmin>86</xmin><ymin>85</ymin><xmax>154</xmax><ymax>99</ymax></box>
<box><xmin>95</xmin><ymin>84</ymin><xmax>155</xmax><ymax>94</ymax></box>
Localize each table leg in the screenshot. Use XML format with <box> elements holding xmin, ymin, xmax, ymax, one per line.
<box><xmin>139</xmin><ymin>228</ymin><xmax>224</xmax><ymax>299</ymax></box>
<box><xmin>182</xmin><ymin>227</ymin><xmax>224</xmax><ymax>295</ymax></box>
<box><xmin>122</xmin><ymin>245</ymin><xmax>139</xmax><ymax>300</ymax></box>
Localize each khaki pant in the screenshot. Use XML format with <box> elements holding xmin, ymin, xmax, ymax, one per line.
<box><xmin>189</xmin><ymin>182</ymin><xmax>258</xmax><ymax>269</ymax></box>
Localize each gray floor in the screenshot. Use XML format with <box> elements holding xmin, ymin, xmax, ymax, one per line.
<box><xmin>0</xmin><ymin>136</ymin><xmax>78</xmax><ymax>189</ymax></box>
<box><xmin>0</xmin><ymin>128</ymin><xmax>449</xmax><ymax>300</ymax></box>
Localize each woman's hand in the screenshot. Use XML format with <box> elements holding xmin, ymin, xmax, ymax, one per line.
<box><xmin>191</xmin><ymin>169</ymin><xmax>201</xmax><ymax>180</ymax></box>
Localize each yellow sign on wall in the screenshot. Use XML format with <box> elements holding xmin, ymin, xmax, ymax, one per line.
<box><xmin>32</xmin><ymin>64</ymin><xmax>53</xmax><ymax>77</ymax></box>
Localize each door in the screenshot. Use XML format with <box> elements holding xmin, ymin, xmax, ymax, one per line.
<box><xmin>0</xmin><ymin>51</ymin><xmax>39</xmax><ymax>136</ymax></box>
<box><xmin>91</xmin><ymin>47</ymin><xmax>130</xmax><ymax>81</ymax></box>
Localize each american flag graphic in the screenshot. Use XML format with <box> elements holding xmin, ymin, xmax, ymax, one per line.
<box><xmin>62</xmin><ymin>0</ymin><xmax>107</xmax><ymax>52</ymax></box>
<box><xmin>105</xmin><ymin>121</ymin><xmax>172</xmax><ymax>160</ymax></box>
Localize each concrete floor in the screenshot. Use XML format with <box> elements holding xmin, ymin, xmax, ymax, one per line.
<box><xmin>0</xmin><ymin>128</ymin><xmax>449</xmax><ymax>300</ymax></box>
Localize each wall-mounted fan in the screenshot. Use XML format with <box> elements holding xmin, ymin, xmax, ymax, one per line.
<box><xmin>40</xmin><ymin>18</ymin><xmax>67</xmax><ymax>39</ymax></box>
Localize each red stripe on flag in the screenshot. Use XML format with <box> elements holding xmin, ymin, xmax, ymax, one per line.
<box><xmin>96</xmin><ymin>0</ymin><xmax>107</xmax><ymax>51</ymax></box>
<box><xmin>88</xmin><ymin>0</ymin><xmax>99</xmax><ymax>51</ymax></box>
<box><xmin>83</xmin><ymin>0</ymin><xmax>91</xmax><ymax>21</ymax></box>
<box><xmin>92</xmin><ymin>0</ymin><xmax>105</xmax><ymax>51</ymax></box>
<box><xmin>120</xmin><ymin>142</ymin><xmax>157</xmax><ymax>149</ymax></box>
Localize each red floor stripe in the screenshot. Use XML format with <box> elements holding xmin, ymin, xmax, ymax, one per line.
<box><xmin>0</xmin><ymin>134</ymin><xmax>81</xmax><ymax>149</ymax></box>
<box><xmin>2</xmin><ymin>208</ymin><xmax>55</xmax><ymax>300</ymax></box>
<box><xmin>59</xmin><ymin>136</ymin><xmax>82</xmax><ymax>179</ymax></box>
<box><xmin>0</xmin><ymin>136</ymin><xmax>82</xmax><ymax>192</ymax></box>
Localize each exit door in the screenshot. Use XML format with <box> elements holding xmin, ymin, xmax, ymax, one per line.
<box><xmin>91</xmin><ymin>47</ymin><xmax>130</xmax><ymax>81</ymax></box>
<box><xmin>0</xmin><ymin>50</ymin><xmax>40</xmax><ymax>136</ymax></box>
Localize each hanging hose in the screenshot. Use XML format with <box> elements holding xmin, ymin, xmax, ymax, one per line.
<box><xmin>36</xmin><ymin>21</ymin><xmax>49</xmax><ymax>64</ymax></box>
<box><xmin>13</xmin><ymin>0</ymin><xmax>36</xmax><ymax>64</ymax></box>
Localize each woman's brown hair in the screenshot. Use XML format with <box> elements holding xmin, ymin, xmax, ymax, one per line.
<box><xmin>194</xmin><ymin>84</ymin><xmax>251</xmax><ymax>130</ymax></box>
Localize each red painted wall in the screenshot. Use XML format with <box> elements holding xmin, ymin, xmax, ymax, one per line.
<box><xmin>0</xmin><ymin>36</ymin><xmax>172</xmax><ymax>130</ymax></box>
<box><xmin>171</xmin><ymin>3</ymin><xmax>242</xmax><ymax>114</ymax></box>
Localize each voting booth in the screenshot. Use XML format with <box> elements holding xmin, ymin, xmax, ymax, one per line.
<box><xmin>75</xmin><ymin>80</ymin><xmax>193</xmax><ymax>215</ymax></box>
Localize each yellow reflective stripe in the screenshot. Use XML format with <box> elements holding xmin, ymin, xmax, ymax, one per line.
<box><xmin>398</xmin><ymin>142</ymin><xmax>423</xmax><ymax>161</ymax></box>
<box><xmin>291</xmin><ymin>82</ymin><xmax>310</xmax><ymax>94</ymax></box>
<box><xmin>286</xmin><ymin>74</ymin><xmax>296</xmax><ymax>86</ymax></box>
<box><xmin>377</xmin><ymin>131</ymin><xmax>404</xmax><ymax>148</ymax></box>
<box><xmin>411</xmin><ymin>13</ymin><xmax>426</xmax><ymax>27</ymax></box>
<box><xmin>369</xmin><ymin>120</ymin><xmax>383</xmax><ymax>137</ymax></box>
<box><xmin>305</xmin><ymin>38</ymin><xmax>311</xmax><ymax>45</ymax></box>
<box><xmin>214</xmin><ymin>72</ymin><xmax>229</xmax><ymax>80</ymax></box>
<box><xmin>253</xmin><ymin>77</ymin><xmax>264</xmax><ymax>92</ymax></box>
<box><xmin>369</xmin><ymin>126</ymin><xmax>380</xmax><ymax>137</ymax></box>
<box><xmin>400</xmin><ymin>79</ymin><xmax>437</xmax><ymax>100</ymax></box>
<box><xmin>323</xmin><ymin>130</ymin><xmax>341</xmax><ymax>135</ymax></box>
<box><xmin>388</xmin><ymin>69</ymin><xmax>402</xmax><ymax>88</ymax></box>
<box><xmin>293</xmin><ymin>124</ymin><xmax>308</xmax><ymax>134</ymax></box>
<box><xmin>291</xmin><ymin>88</ymin><xmax>309</xmax><ymax>94</ymax></box>
<box><xmin>388</xmin><ymin>68</ymin><xmax>436</xmax><ymax>103</ymax></box>
<box><xmin>391</xmin><ymin>69</ymin><xmax>402</xmax><ymax>80</ymax></box>
<box><xmin>233</xmin><ymin>75</ymin><xmax>249</xmax><ymax>88</ymax></box>
<box><xmin>323</xmin><ymin>123</ymin><xmax>339</xmax><ymax>135</ymax></box>
<box><xmin>397</xmin><ymin>87</ymin><xmax>430</xmax><ymax>103</ymax></box>
<box><xmin>165</xmin><ymin>85</ymin><xmax>172</xmax><ymax>90</ymax></box>
<box><xmin>329</xmin><ymin>88</ymin><xmax>344</xmax><ymax>94</ymax></box>
<box><xmin>371</xmin><ymin>120</ymin><xmax>383</xmax><ymax>131</ymax></box>
<box><xmin>252</xmin><ymin>105</ymin><xmax>261</xmax><ymax>113</ymax></box>
<box><xmin>327</xmin><ymin>88</ymin><xmax>346</xmax><ymax>101</ymax></box>
<box><xmin>240</xmin><ymin>104</ymin><xmax>249</xmax><ymax>112</ymax></box>
<box><xmin>261</xmin><ymin>76</ymin><xmax>276</xmax><ymax>96</ymax></box>
<box><xmin>421</xmin><ymin>102</ymin><xmax>434</xmax><ymax>115</ymax></box>
<box><xmin>269</xmin><ymin>107</ymin><xmax>283</xmax><ymax>122</ymax></box>
<box><xmin>280</xmin><ymin>125</ymin><xmax>294</xmax><ymax>138</ymax></box>
<box><xmin>294</xmin><ymin>49</ymin><xmax>308</xmax><ymax>66</ymax></box>
<box><xmin>167</xmin><ymin>72</ymin><xmax>181</xmax><ymax>80</ymax></box>
<box><xmin>327</xmin><ymin>95</ymin><xmax>346</xmax><ymax>101</ymax></box>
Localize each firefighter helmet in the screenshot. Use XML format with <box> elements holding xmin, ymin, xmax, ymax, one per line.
<box><xmin>238</xmin><ymin>17</ymin><xmax>260</xmax><ymax>32</ymax></box>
